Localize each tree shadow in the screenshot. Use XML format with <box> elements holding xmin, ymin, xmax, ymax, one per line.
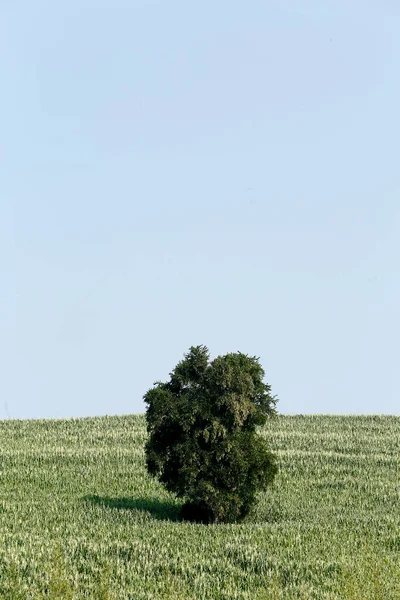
<box><xmin>83</xmin><ymin>494</ymin><xmax>182</xmax><ymax>522</ymax></box>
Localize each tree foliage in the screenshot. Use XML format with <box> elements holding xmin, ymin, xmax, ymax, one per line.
<box><xmin>143</xmin><ymin>345</ymin><xmax>278</xmax><ymax>523</ymax></box>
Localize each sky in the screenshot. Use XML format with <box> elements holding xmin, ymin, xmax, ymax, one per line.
<box><xmin>1</xmin><ymin>1</ymin><xmax>399</xmax><ymax>419</ymax></box>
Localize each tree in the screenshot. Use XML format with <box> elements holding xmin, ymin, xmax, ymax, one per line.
<box><xmin>143</xmin><ymin>345</ymin><xmax>278</xmax><ymax>524</ymax></box>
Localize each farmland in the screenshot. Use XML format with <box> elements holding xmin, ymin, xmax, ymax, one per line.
<box><xmin>0</xmin><ymin>414</ymin><xmax>399</xmax><ymax>599</ymax></box>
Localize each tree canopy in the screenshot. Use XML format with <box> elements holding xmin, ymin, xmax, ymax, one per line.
<box><xmin>143</xmin><ymin>345</ymin><xmax>278</xmax><ymax>523</ymax></box>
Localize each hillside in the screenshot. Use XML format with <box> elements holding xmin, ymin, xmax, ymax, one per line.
<box><xmin>0</xmin><ymin>414</ymin><xmax>398</xmax><ymax>599</ymax></box>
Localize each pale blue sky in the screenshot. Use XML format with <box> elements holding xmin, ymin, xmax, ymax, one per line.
<box><xmin>1</xmin><ymin>1</ymin><xmax>399</xmax><ymax>419</ymax></box>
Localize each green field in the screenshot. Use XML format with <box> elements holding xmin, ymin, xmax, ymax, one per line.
<box><xmin>0</xmin><ymin>414</ymin><xmax>398</xmax><ymax>599</ymax></box>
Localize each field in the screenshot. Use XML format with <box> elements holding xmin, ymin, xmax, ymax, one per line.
<box><xmin>0</xmin><ymin>414</ymin><xmax>399</xmax><ymax>599</ymax></box>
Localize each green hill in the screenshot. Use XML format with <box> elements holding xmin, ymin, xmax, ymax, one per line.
<box><xmin>0</xmin><ymin>414</ymin><xmax>398</xmax><ymax>599</ymax></box>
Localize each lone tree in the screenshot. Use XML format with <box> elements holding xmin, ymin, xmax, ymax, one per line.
<box><xmin>143</xmin><ymin>345</ymin><xmax>278</xmax><ymax>523</ymax></box>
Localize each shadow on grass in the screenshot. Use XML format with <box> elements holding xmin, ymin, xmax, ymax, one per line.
<box><xmin>83</xmin><ymin>494</ymin><xmax>182</xmax><ymax>522</ymax></box>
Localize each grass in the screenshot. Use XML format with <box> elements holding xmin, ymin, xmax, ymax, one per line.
<box><xmin>0</xmin><ymin>414</ymin><xmax>399</xmax><ymax>598</ymax></box>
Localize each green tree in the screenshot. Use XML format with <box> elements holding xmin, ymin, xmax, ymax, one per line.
<box><xmin>143</xmin><ymin>345</ymin><xmax>278</xmax><ymax>524</ymax></box>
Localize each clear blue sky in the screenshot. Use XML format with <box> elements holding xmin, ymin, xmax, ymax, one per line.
<box><xmin>1</xmin><ymin>1</ymin><xmax>399</xmax><ymax>419</ymax></box>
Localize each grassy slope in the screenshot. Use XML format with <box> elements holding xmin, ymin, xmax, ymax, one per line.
<box><xmin>0</xmin><ymin>414</ymin><xmax>399</xmax><ymax>599</ymax></box>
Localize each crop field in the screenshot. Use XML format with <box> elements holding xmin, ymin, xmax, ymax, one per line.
<box><xmin>0</xmin><ymin>414</ymin><xmax>399</xmax><ymax>599</ymax></box>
